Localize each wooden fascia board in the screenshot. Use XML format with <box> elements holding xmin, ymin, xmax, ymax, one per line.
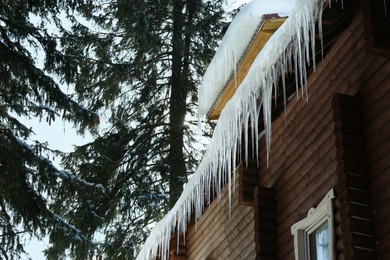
<box><xmin>208</xmin><ymin>17</ymin><xmax>287</xmax><ymax>120</ymax></box>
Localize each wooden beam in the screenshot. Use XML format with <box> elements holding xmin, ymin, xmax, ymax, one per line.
<box><xmin>208</xmin><ymin>18</ymin><xmax>287</xmax><ymax>120</ymax></box>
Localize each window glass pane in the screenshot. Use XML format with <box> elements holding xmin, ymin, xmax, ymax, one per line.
<box><xmin>309</xmin><ymin>221</ymin><xmax>329</xmax><ymax>260</ymax></box>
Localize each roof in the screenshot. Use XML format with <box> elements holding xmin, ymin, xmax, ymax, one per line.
<box><xmin>198</xmin><ymin>0</ymin><xmax>295</xmax><ymax>119</ymax></box>
<box><xmin>136</xmin><ymin>0</ymin><xmax>328</xmax><ymax>259</ymax></box>
<box><xmin>208</xmin><ymin>15</ymin><xmax>288</xmax><ymax>120</ymax></box>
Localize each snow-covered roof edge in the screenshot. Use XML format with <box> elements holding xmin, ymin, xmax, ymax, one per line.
<box><xmin>136</xmin><ymin>0</ymin><xmax>325</xmax><ymax>259</ymax></box>
<box><xmin>198</xmin><ymin>0</ymin><xmax>296</xmax><ymax>118</ymax></box>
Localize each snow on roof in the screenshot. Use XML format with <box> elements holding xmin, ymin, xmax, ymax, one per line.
<box><xmin>136</xmin><ymin>0</ymin><xmax>325</xmax><ymax>259</ymax></box>
<box><xmin>198</xmin><ymin>0</ymin><xmax>296</xmax><ymax>118</ymax></box>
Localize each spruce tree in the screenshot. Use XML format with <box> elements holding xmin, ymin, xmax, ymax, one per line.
<box><xmin>0</xmin><ymin>0</ymin><xmax>102</xmax><ymax>259</ymax></box>
<box><xmin>1</xmin><ymin>0</ymin><xmax>229</xmax><ymax>258</ymax></box>
<box><xmin>56</xmin><ymin>0</ymin><xmax>228</xmax><ymax>258</ymax></box>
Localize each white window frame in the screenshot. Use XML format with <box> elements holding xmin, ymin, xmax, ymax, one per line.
<box><xmin>291</xmin><ymin>189</ymin><xmax>335</xmax><ymax>260</ymax></box>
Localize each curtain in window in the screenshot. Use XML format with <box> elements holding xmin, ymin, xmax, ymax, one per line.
<box><xmin>310</xmin><ymin>221</ymin><xmax>329</xmax><ymax>260</ymax></box>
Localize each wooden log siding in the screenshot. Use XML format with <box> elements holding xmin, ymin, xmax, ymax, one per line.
<box><xmin>239</xmin><ymin>159</ymin><xmax>260</xmax><ymax>205</ymax></box>
<box><xmin>254</xmin><ymin>186</ymin><xmax>278</xmax><ymax>260</ymax></box>
<box><xmin>358</xmin><ymin>57</ymin><xmax>390</xmax><ymax>258</ymax></box>
<box><xmin>333</xmin><ymin>94</ymin><xmax>377</xmax><ymax>259</ymax></box>
<box><xmin>176</xmin><ymin>5</ymin><xmax>389</xmax><ymax>260</ymax></box>
<box><xmin>169</xmin><ymin>234</ymin><xmax>187</xmax><ymax>260</ymax></box>
<box><xmin>186</xmin><ymin>172</ymin><xmax>256</xmax><ymax>260</ymax></box>
<box><xmin>254</xmin><ymin>8</ymin><xmax>389</xmax><ymax>260</ymax></box>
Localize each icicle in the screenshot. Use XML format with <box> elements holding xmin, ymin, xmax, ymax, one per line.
<box><xmin>136</xmin><ymin>0</ymin><xmax>329</xmax><ymax>259</ymax></box>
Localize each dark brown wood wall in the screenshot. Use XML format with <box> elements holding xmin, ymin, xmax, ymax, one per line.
<box><xmin>257</xmin><ymin>10</ymin><xmax>389</xmax><ymax>260</ymax></box>
<box><xmin>254</xmin><ymin>186</ymin><xmax>278</xmax><ymax>259</ymax></box>
<box><xmin>181</xmin><ymin>7</ymin><xmax>389</xmax><ymax>260</ymax></box>
<box><xmin>333</xmin><ymin>94</ymin><xmax>377</xmax><ymax>259</ymax></box>
<box><xmin>359</xmin><ymin>54</ymin><xmax>390</xmax><ymax>259</ymax></box>
<box><xmin>186</xmin><ymin>173</ymin><xmax>256</xmax><ymax>260</ymax></box>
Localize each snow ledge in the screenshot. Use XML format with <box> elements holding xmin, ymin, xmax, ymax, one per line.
<box><xmin>198</xmin><ymin>0</ymin><xmax>296</xmax><ymax>118</ymax></box>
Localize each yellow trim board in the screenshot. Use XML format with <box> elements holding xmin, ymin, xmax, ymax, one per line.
<box><xmin>208</xmin><ymin>17</ymin><xmax>287</xmax><ymax>120</ymax></box>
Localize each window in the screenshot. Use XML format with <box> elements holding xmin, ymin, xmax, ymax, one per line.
<box><xmin>364</xmin><ymin>0</ymin><xmax>390</xmax><ymax>57</ymax></box>
<box><xmin>291</xmin><ymin>189</ymin><xmax>335</xmax><ymax>260</ymax></box>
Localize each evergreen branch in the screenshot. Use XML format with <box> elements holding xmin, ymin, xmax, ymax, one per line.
<box><xmin>0</xmin><ymin>41</ymin><xmax>100</xmax><ymax>128</ymax></box>
<box><xmin>10</xmin><ymin>133</ymin><xmax>105</xmax><ymax>192</ymax></box>
<box><xmin>0</xmin><ymin>229</ymin><xmax>31</xmax><ymax>238</ymax></box>
<box><xmin>50</xmin><ymin>212</ymin><xmax>87</xmax><ymax>242</ymax></box>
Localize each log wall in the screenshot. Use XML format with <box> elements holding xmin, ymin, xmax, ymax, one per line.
<box><xmin>186</xmin><ymin>172</ymin><xmax>256</xmax><ymax>260</ymax></box>
<box><xmin>333</xmin><ymin>94</ymin><xmax>377</xmax><ymax>259</ymax></box>
<box><xmin>257</xmin><ymin>10</ymin><xmax>389</xmax><ymax>259</ymax></box>
<box><xmin>359</xmin><ymin>51</ymin><xmax>390</xmax><ymax>260</ymax></box>
<box><xmin>181</xmin><ymin>7</ymin><xmax>389</xmax><ymax>260</ymax></box>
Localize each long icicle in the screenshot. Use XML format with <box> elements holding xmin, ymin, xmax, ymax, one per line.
<box><xmin>136</xmin><ymin>0</ymin><xmax>327</xmax><ymax>259</ymax></box>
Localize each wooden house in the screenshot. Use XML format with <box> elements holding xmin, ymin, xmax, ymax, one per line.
<box><xmin>136</xmin><ymin>0</ymin><xmax>390</xmax><ymax>259</ymax></box>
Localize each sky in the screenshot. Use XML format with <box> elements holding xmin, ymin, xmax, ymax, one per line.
<box><xmin>21</xmin><ymin>0</ymin><xmax>251</xmax><ymax>259</ymax></box>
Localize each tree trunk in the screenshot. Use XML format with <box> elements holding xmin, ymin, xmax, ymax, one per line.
<box><xmin>168</xmin><ymin>0</ymin><xmax>187</xmax><ymax>208</ymax></box>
